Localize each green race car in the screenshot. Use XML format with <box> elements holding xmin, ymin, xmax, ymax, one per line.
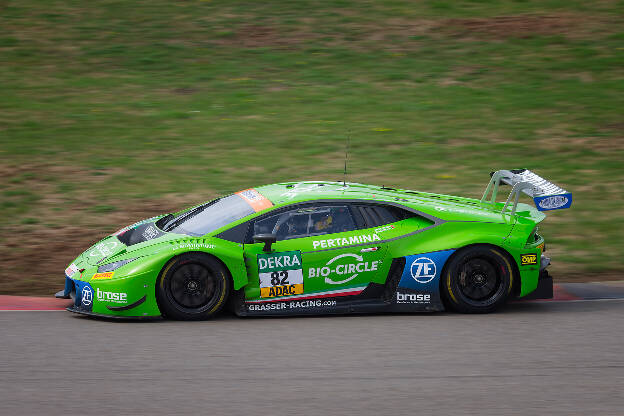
<box><xmin>58</xmin><ymin>169</ymin><xmax>572</xmax><ymax>320</ymax></box>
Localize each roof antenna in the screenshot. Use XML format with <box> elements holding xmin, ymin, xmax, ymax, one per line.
<box><xmin>343</xmin><ymin>130</ymin><xmax>351</xmax><ymax>187</ymax></box>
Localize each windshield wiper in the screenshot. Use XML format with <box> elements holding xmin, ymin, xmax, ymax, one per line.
<box><xmin>155</xmin><ymin>214</ymin><xmax>174</xmax><ymax>231</ymax></box>
<box><xmin>162</xmin><ymin>199</ymin><xmax>221</xmax><ymax>232</ymax></box>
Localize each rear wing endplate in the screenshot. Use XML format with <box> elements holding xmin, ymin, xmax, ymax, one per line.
<box><xmin>481</xmin><ymin>169</ymin><xmax>572</xmax><ymax>216</ymax></box>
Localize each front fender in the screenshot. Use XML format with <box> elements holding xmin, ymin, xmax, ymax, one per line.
<box><xmin>163</xmin><ymin>237</ymin><xmax>248</xmax><ymax>290</ymax></box>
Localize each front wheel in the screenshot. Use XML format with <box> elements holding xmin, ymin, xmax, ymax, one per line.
<box><xmin>156</xmin><ymin>253</ymin><xmax>231</xmax><ymax>320</ymax></box>
<box><xmin>442</xmin><ymin>246</ymin><xmax>514</xmax><ymax>314</ymax></box>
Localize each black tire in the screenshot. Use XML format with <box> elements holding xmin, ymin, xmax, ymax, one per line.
<box><xmin>156</xmin><ymin>253</ymin><xmax>231</xmax><ymax>320</ymax></box>
<box><xmin>441</xmin><ymin>245</ymin><xmax>514</xmax><ymax>314</ymax></box>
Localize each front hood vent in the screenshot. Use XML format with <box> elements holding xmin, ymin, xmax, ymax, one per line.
<box><xmin>117</xmin><ymin>222</ymin><xmax>165</xmax><ymax>247</ymax></box>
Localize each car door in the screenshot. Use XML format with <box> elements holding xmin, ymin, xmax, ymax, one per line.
<box><xmin>242</xmin><ymin>203</ymin><xmax>390</xmax><ymax>302</ymax></box>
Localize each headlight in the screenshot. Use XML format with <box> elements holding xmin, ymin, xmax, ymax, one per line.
<box><xmin>97</xmin><ymin>258</ymin><xmax>138</xmax><ymax>273</ymax></box>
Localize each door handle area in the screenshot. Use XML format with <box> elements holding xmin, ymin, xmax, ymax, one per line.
<box><xmin>360</xmin><ymin>247</ymin><xmax>380</xmax><ymax>253</ymax></box>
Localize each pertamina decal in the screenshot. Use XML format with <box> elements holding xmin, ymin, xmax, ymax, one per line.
<box><xmin>312</xmin><ymin>233</ymin><xmax>381</xmax><ymax>250</ymax></box>
<box><xmin>258</xmin><ymin>251</ymin><xmax>304</xmax><ymax>298</ymax></box>
<box><xmin>309</xmin><ymin>253</ymin><xmax>379</xmax><ymax>285</ymax></box>
<box><xmin>521</xmin><ymin>253</ymin><xmax>538</xmax><ymax>266</ymax></box>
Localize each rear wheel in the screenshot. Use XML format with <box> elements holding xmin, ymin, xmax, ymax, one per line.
<box><xmin>442</xmin><ymin>245</ymin><xmax>514</xmax><ymax>313</ymax></box>
<box><xmin>157</xmin><ymin>253</ymin><xmax>231</xmax><ymax>320</ymax></box>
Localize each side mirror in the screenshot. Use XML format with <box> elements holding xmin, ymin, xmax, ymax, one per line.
<box><xmin>253</xmin><ymin>234</ymin><xmax>277</xmax><ymax>252</ymax></box>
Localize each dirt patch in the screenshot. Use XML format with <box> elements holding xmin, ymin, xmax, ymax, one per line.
<box><xmin>538</xmin><ymin>135</ymin><xmax>624</xmax><ymax>152</ymax></box>
<box><xmin>172</xmin><ymin>87</ymin><xmax>199</xmax><ymax>95</ymax></box>
<box><xmin>0</xmin><ymin>197</ymin><xmax>197</xmax><ymax>296</ymax></box>
<box><xmin>214</xmin><ymin>25</ymin><xmax>315</xmax><ymax>48</ymax></box>
<box><xmin>442</xmin><ymin>15</ymin><xmax>579</xmax><ymax>39</ymax></box>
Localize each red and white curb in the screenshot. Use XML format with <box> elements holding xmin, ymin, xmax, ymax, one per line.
<box><xmin>0</xmin><ymin>295</ymin><xmax>73</xmax><ymax>311</ymax></box>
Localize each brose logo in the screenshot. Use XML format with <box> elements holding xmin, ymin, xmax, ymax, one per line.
<box><xmin>410</xmin><ymin>257</ymin><xmax>437</xmax><ymax>284</ymax></box>
<box><xmin>521</xmin><ymin>254</ymin><xmax>538</xmax><ymax>266</ymax></box>
<box><xmin>396</xmin><ymin>292</ymin><xmax>431</xmax><ymax>304</ymax></box>
<box><xmin>308</xmin><ymin>253</ymin><xmax>379</xmax><ymax>285</ymax></box>
<box><xmin>96</xmin><ymin>288</ymin><xmax>128</xmax><ymax>304</ymax></box>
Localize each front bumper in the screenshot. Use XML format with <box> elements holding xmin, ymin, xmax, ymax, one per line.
<box><xmin>66</xmin><ymin>305</ymin><xmax>161</xmax><ymax>320</ymax></box>
<box><xmin>57</xmin><ymin>272</ymin><xmax>162</xmax><ymax>318</ymax></box>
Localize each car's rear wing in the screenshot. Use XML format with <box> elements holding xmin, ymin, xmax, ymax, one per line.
<box><xmin>481</xmin><ymin>169</ymin><xmax>572</xmax><ymax>216</ymax></box>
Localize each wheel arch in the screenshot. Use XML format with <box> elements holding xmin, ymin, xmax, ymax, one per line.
<box><xmin>439</xmin><ymin>243</ymin><xmax>521</xmax><ymax>300</ymax></box>
<box><xmin>155</xmin><ymin>251</ymin><xmax>234</xmax><ymax>319</ymax></box>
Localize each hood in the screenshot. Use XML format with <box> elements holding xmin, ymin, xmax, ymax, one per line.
<box><xmin>80</xmin><ymin>221</ymin><xmax>166</xmax><ymax>266</ymax></box>
<box><xmin>81</xmin><ymin>236</ymin><xmax>128</xmax><ymax>266</ymax></box>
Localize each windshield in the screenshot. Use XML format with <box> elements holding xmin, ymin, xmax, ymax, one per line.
<box><xmin>165</xmin><ymin>194</ymin><xmax>255</xmax><ymax>236</ymax></box>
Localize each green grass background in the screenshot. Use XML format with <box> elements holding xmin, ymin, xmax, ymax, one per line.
<box><xmin>1</xmin><ymin>0</ymin><xmax>623</xmax><ymax>293</ymax></box>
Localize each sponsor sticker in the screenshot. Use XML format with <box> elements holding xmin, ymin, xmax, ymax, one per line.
<box><xmin>247</xmin><ymin>299</ymin><xmax>337</xmax><ymax>312</ymax></box>
<box><xmin>398</xmin><ymin>250</ymin><xmax>455</xmax><ymax>291</ymax></box>
<box><xmin>410</xmin><ymin>257</ymin><xmax>437</xmax><ymax>284</ymax></box>
<box><xmin>312</xmin><ymin>233</ymin><xmax>381</xmax><ymax>250</ymax></box>
<box><xmin>374</xmin><ymin>224</ymin><xmax>395</xmax><ymax>234</ymax></box>
<box><xmin>236</xmin><ymin>188</ymin><xmax>273</xmax><ymax>212</ymax></box>
<box><xmin>142</xmin><ymin>225</ymin><xmax>159</xmax><ymax>240</ymax></box>
<box><xmin>96</xmin><ymin>288</ymin><xmax>128</xmax><ymax>304</ymax></box>
<box><xmin>65</xmin><ymin>263</ymin><xmax>79</xmax><ymax>278</ymax></box>
<box><xmin>533</xmin><ymin>193</ymin><xmax>572</xmax><ymax>211</ymax></box>
<box><xmin>172</xmin><ymin>243</ymin><xmax>216</xmax><ymax>251</ymax></box>
<box><xmin>396</xmin><ymin>291</ymin><xmax>431</xmax><ymax>304</ymax></box>
<box><xmin>92</xmin><ymin>272</ymin><xmax>114</xmax><ymax>280</ymax></box>
<box><xmin>81</xmin><ymin>285</ymin><xmax>93</xmax><ymax>306</ymax></box>
<box><xmin>88</xmin><ymin>240</ymin><xmax>119</xmax><ymax>258</ymax></box>
<box><xmin>521</xmin><ymin>253</ymin><xmax>538</xmax><ymax>266</ymax></box>
<box><xmin>258</xmin><ymin>251</ymin><xmax>304</xmax><ymax>298</ymax></box>
<box><xmin>308</xmin><ymin>253</ymin><xmax>379</xmax><ymax>285</ymax></box>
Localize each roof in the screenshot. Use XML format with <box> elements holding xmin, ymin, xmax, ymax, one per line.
<box><xmin>254</xmin><ymin>181</ymin><xmax>543</xmax><ymax>224</ymax></box>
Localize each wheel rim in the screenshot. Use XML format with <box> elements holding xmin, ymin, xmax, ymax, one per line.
<box><xmin>168</xmin><ymin>262</ymin><xmax>219</xmax><ymax>311</ymax></box>
<box><xmin>458</xmin><ymin>257</ymin><xmax>502</xmax><ymax>302</ymax></box>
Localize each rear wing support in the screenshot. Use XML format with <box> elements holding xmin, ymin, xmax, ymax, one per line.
<box><xmin>481</xmin><ymin>169</ymin><xmax>572</xmax><ymax>216</ymax></box>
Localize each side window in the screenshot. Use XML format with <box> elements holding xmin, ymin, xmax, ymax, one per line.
<box><xmin>352</xmin><ymin>204</ymin><xmax>414</xmax><ymax>228</ymax></box>
<box><xmin>253</xmin><ymin>205</ymin><xmax>356</xmax><ymax>241</ymax></box>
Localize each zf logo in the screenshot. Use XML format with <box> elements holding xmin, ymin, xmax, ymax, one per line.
<box><xmin>410</xmin><ymin>257</ymin><xmax>437</xmax><ymax>283</ymax></box>
<box><xmin>521</xmin><ymin>254</ymin><xmax>538</xmax><ymax>265</ymax></box>
<box><xmin>81</xmin><ymin>286</ymin><xmax>93</xmax><ymax>306</ymax></box>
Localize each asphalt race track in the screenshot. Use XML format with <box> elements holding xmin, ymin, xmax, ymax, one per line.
<box><xmin>2</xmin><ymin>284</ymin><xmax>624</xmax><ymax>416</ymax></box>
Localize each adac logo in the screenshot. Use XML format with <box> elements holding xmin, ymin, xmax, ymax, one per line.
<box><xmin>521</xmin><ymin>254</ymin><xmax>538</xmax><ymax>266</ymax></box>
<box><xmin>410</xmin><ymin>257</ymin><xmax>436</xmax><ymax>284</ymax></box>
<box><xmin>81</xmin><ymin>285</ymin><xmax>93</xmax><ymax>306</ymax></box>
